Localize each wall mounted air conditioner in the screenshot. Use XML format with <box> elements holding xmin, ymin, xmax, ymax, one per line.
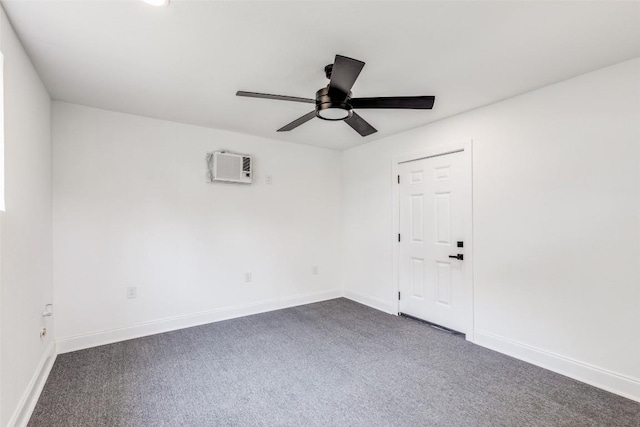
<box><xmin>207</xmin><ymin>151</ymin><xmax>252</xmax><ymax>184</ymax></box>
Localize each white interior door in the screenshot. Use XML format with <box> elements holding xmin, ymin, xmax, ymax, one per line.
<box><xmin>398</xmin><ymin>149</ymin><xmax>471</xmax><ymax>334</ymax></box>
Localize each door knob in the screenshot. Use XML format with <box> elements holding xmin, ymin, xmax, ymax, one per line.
<box><xmin>449</xmin><ymin>254</ymin><xmax>464</xmax><ymax>260</ymax></box>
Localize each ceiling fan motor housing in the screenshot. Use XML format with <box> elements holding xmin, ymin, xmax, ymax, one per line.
<box><xmin>315</xmin><ymin>87</ymin><xmax>353</xmax><ymax>121</ymax></box>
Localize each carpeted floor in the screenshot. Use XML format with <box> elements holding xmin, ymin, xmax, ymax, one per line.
<box><xmin>29</xmin><ymin>298</ymin><xmax>640</xmax><ymax>427</ymax></box>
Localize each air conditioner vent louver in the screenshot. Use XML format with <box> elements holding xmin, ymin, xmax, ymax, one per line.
<box><xmin>207</xmin><ymin>151</ymin><xmax>252</xmax><ymax>184</ymax></box>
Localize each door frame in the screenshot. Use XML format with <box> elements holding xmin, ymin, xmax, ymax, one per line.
<box><xmin>391</xmin><ymin>139</ymin><xmax>475</xmax><ymax>342</ymax></box>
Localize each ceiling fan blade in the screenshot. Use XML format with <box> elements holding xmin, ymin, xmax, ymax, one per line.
<box><xmin>236</xmin><ymin>91</ymin><xmax>315</xmax><ymax>104</ymax></box>
<box><xmin>350</xmin><ymin>96</ymin><xmax>435</xmax><ymax>109</ymax></box>
<box><xmin>277</xmin><ymin>111</ymin><xmax>317</xmax><ymax>132</ymax></box>
<box><xmin>328</xmin><ymin>55</ymin><xmax>365</xmax><ymax>98</ymax></box>
<box><xmin>345</xmin><ymin>112</ymin><xmax>377</xmax><ymax>137</ymax></box>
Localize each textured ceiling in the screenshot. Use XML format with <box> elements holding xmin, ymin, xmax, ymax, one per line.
<box><xmin>3</xmin><ymin>0</ymin><xmax>639</xmax><ymax>150</ymax></box>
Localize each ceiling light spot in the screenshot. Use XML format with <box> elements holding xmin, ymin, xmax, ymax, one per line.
<box><xmin>142</xmin><ymin>0</ymin><xmax>170</xmax><ymax>7</ymax></box>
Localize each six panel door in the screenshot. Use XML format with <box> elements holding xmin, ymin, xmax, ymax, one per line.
<box><xmin>398</xmin><ymin>150</ymin><xmax>470</xmax><ymax>333</ymax></box>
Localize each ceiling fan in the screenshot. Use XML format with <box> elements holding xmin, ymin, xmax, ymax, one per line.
<box><xmin>236</xmin><ymin>55</ymin><xmax>435</xmax><ymax>137</ymax></box>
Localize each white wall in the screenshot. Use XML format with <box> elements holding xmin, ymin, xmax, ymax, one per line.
<box><xmin>342</xmin><ymin>58</ymin><xmax>640</xmax><ymax>399</ymax></box>
<box><xmin>52</xmin><ymin>102</ymin><xmax>342</xmax><ymax>351</ymax></box>
<box><xmin>0</xmin><ymin>7</ymin><xmax>53</xmax><ymax>427</ymax></box>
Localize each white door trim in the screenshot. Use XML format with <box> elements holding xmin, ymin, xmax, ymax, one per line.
<box><xmin>391</xmin><ymin>139</ymin><xmax>475</xmax><ymax>342</ymax></box>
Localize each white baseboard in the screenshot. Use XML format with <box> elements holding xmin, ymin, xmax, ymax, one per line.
<box><xmin>343</xmin><ymin>290</ymin><xmax>397</xmax><ymax>315</ymax></box>
<box><xmin>56</xmin><ymin>289</ymin><xmax>342</xmax><ymax>354</ymax></box>
<box><xmin>8</xmin><ymin>341</ymin><xmax>57</xmax><ymax>427</ymax></box>
<box><xmin>474</xmin><ymin>330</ymin><xmax>640</xmax><ymax>403</ymax></box>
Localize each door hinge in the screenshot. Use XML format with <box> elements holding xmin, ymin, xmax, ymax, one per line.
<box><xmin>398</xmin><ymin>291</ymin><xmax>401</xmax><ymax>300</ymax></box>
<box><xmin>397</xmin><ymin>175</ymin><xmax>400</xmax><ymax>184</ymax></box>
<box><xmin>398</xmin><ymin>233</ymin><xmax>401</xmax><ymax>242</ymax></box>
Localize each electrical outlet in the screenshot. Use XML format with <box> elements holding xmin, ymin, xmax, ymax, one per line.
<box><xmin>245</xmin><ymin>272</ymin><xmax>252</xmax><ymax>283</ymax></box>
<box><xmin>126</xmin><ymin>286</ymin><xmax>137</xmax><ymax>299</ymax></box>
<box><xmin>312</xmin><ymin>266</ymin><xmax>319</xmax><ymax>275</ymax></box>
<box><xmin>266</xmin><ymin>175</ymin><xmax>273</xmax><ymax>185</ymax></box>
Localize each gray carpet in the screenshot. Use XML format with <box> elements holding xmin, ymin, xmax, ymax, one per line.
<box><xmin>29</xmin><ymin>298</ymin><xmax>640</xmax><ymax>427</ymax></box>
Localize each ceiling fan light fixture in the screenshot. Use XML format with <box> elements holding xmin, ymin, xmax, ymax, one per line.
<box><xmin>142</xmin><ymin>0</ymin><xmax>170</xmax><ymax>7</ymax></box>
<box><xmin>315</xmin><ymin>86</ymin><xmax>352</xmax><ymax>121</ymax></box>
<box><xmin>316</xmin><ymin>105</ymin><xmax>352</xmax><ymax>121</ymax></box>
